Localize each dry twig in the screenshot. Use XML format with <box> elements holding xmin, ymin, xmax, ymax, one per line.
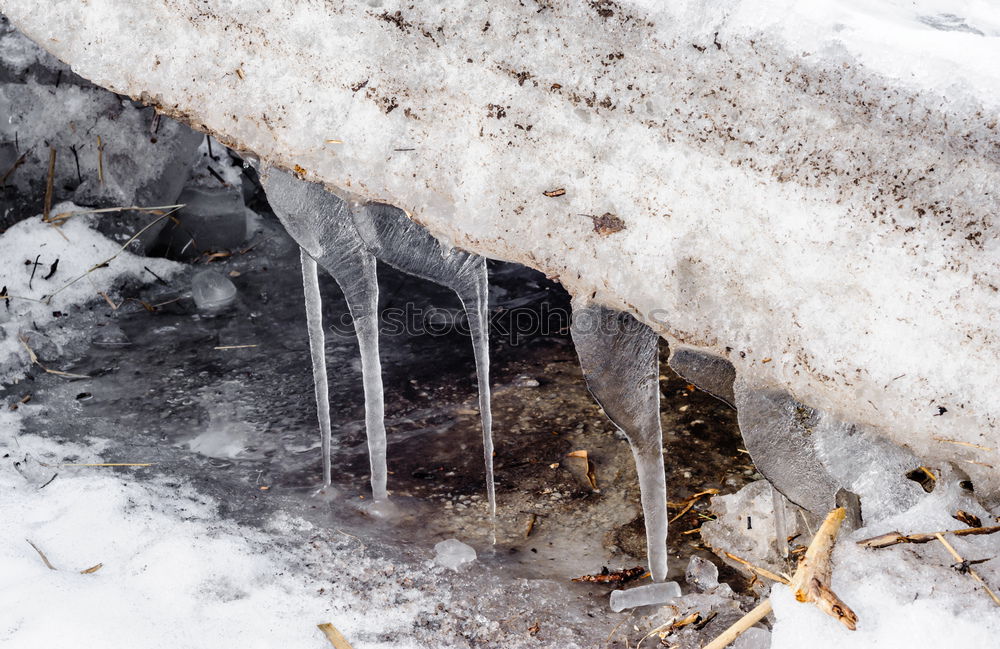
<box><xmin>43</xmin><ymin>148</ymin><xmax>56</xmax><ymax>221</ymax></box>
<box><xmin>857</xmin><ymin>525</ymin><xmax>1000</xmax><ymax>549</ymax></box>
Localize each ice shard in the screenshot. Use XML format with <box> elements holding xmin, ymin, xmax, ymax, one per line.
<box><xmin>259</xmin><ymin>168</ymin><xmax>388</xmax><ymax>501</ymax></box>
<box><xmin>570</xmin><ymin>301</ymin><xmax>668</xmax><ymax>582</ymax></box>
<box><xmin>352</xmin><ymin>202</ymin><xmax>496</xmax><ymax>528</ymax></box>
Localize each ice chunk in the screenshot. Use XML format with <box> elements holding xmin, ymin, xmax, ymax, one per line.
<box><xmin>685</xmin><ymin>555</ymin><xmax>719</xmax><ymax>591</ymax></box>
<box><xmin>570</xmin><ymin>301</ymin><xmax>668</xmax><ymax>582</ymax></box>
<box><xmin>149</xmin><ymin>185</ymin><xmax>248</xmax><ymax>259</ymax></box>
<box><xmin>733</xmin><ymin>627</ymin><xmax>771</xmax><ymax>649</ymax></box>
<box><xmin>433</xmin><ymin>539</ymin><xmax>476</xmax><ymax>571</ymax></box>
<box><xmin>259</xmin><ymin>167</ymin><xmax>387</xmax><ymax>500</ymax></box>
<box><xmin>353</xmin><ymin>202</ymin><xmax>494</xmax><ymax>530</ymax></box>
<box><xmin>700</xmin><ymin>480</ymin><xmax>804</xmax><ymax>579</ymax></box>
<box><xmin>91</xmin><ymin>322</ymin><xmax>131</xmax><ymax>347</ymax></box>
<box><xmin>190</xmin><ymin>270</ymin><xmax>237</xmax><ymax>311</ymax></box>
<box><xmin>300</xmin><ymin>250</ymin><xmax>332</xmax><ymax>487</ymax></box>
<box><xmin>11</xmin><ymin>453</ymin><xmax>57</xmax><ymax>487</ymax></box>
<box><xmin>608</xmin><ymin>581</ymin><xmax>681</xmax><ymax>612</ymax></box>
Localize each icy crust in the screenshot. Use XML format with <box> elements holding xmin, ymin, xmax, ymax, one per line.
<box><xmin>0</xmin><ymin>206</ymin><xmax>180</xmax><ymax>383</ymax></box>
<box><xmin>3</xmin><ymin>1</ymin><xmax>1000</xmax><ymax>495</ymax></box>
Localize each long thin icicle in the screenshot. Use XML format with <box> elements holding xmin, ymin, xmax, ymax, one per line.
<box><xmin>338</xmin><ymin>253</ymin><xmax>387</xmax><ymax>501</ymax></box>
<box><xmin>570</xmin><ymin>301</ymin><xmax>668</xmax><ymax>582</ymax></box>
<box><xmin>300</xmin><ymin>249</ymin><xmax>332</xmax><ymax>486</ymax></box>
<box><xmin>456</xmin><ymin>266</ymin><xmax>495</xmax><ymax>537</ymax></box>
<box><xmin>353</xmin><ymin>202</ymin><xmax>496</xmax><ymax>528</ymax></box>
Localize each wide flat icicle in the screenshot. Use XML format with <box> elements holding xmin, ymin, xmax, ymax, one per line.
<box><xmin>570</xmin><ymin>301</ymin><xmax>668</xmax><ymax>582</ymax></box>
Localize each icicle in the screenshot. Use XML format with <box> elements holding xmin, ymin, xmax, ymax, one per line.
<box><xmin>666</xmin><ymin>346</ymin><xmax>736</xmax><ymax>407</ymax></box>
<box><xmin>570</xmin><ymin>301</ymin><xmax>668</xmax><ymax>582</ymax></box>
<box><xmin>300</xmin><ymin>249</ymin><xmax>332</xmax><ymax>487</ymax></box>
<box><xmin>733</xmin><ymin>378</ymin><xmax>841</xmax><ymax>515</ymax></box>
<box><xmin>352</xmin><ymin>203</ymin><xmax>496</xmax><ymax>531</ymax></box>
<box><xmin>260</xmin><ymin>168</ymin><xmax>388</xmax><ymax>501</ymax></box>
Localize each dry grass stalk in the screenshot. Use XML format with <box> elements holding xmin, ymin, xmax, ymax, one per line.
<box><xmin>857</xmin><ymin>525</ymin><xmax>1000</xmax><ymax>549</ymax></box>
<box><xmin>60</xmin><ymin>463</ymin><xmax>153</xmax><ymax>467</ymax></box>
<box><xmin>317</xmin><ymin>623</ymin><xmax>355</xmax><ymax>649</ymax></box>
<box><xmin>26</xmin><ymin>539</ymin><xmax>57</xmax><ymax>570</ymax></box>
<box><xmin>43</xmin><ymin>147</ymin><xmax>56</xmax><ymax>221</ymax></box>
<box><xmin>80</xmin><ymin>563</ymin><xmax>103</xmax><ymax>574</ymax></box>
<box><xmin>213</xmin><ymin>344</ymin><xmax>259</xmax><ymax>350</ymax></box>
<box><xmin>723</xmin><ymin>551</ymin><xmax>789</xmax><ymax>584</ymax></box>
<box><xmin>45</xmin><ymin>207</ymin><xmax>181</xmax><ymax>305</ymax></box>
<box><xmin>934</xmin><ymin>533</ymin><xmax>1000</xmax><ymax>607</ymax></box>
<box><xmin>931</xmin><ymin>436</ymin><xmax>994</xmax><ymax>452</ymax></box>
<box><xmin>45</xmin><ymin>203</ymin><xmax>184</xmax><ymax>225</ymax></box>
<box><xmin>1</xmin><ymin>151</ymin><xmax>27</xmax><ymax>186</ymax></box>
<box><xmin>668</xmin><ymin>488</ymin><xmax>719</xmax><ymax>524</ymax></box>
<box><xmin>19</xmin><ymin>336</ymin><xmax>89</xmax><ymax>379</ymax></box>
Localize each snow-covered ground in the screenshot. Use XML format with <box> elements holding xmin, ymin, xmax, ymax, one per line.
<box><xmin>3</xmin><ymin>2</ymin><xmax>1000</xmax><ymax>647</ymax></box>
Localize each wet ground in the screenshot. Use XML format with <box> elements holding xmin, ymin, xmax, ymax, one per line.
<box><xmin>4</xmin><ymin>210</ymin><xmax>755</xmax><ymax>645</ymax></box>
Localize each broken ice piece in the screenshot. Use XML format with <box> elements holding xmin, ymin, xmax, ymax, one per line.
<box><xmin>191</xmin><ymin>270</ymin><xmax>237</xmax><ymax>311</ymax></box>
<box><xmin>433</xmin><ymin>539</ymin><xmax>476</xmax><ymax>571</ymax></box>
<box><xmin>685</xmin><ymin>555</ymin><xmax>719</xmax><ymax>591</ymax></box>
<box><xmin>12</xmin><ymin>454</ymin><xmax>57</xmax><ymax>487</ymax></box>
<box><xmin>733</xmin><ymin>626</ymin><xmax>771</xmax><ymax>649</ymax></box>
<box><xmin>608</xmin><ymin>581</ymin><xmax>681</xmax><ymax>612</ymax></box>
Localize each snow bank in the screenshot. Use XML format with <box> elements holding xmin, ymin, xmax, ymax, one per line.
<box><xmin>0</xmin><ymin>205</ymin><xmax>180</xmax><ymax>382</ymax></box>
<box><xmin>2</xmin><ymin>0</ymin><xmax>996</xmax><ymax>498</ymax></box>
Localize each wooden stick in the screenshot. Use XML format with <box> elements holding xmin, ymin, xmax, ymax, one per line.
<box><xmin>43</xmin><ymin>147</ymin><xmax>56</xmax><ymax>221</ymax></box>
<box><xmin>702</xmin><ymin>599</ymin><xmax>773</xmax><ymax>649</ymax></box>
<box><xmin>317</xmin><ymin>623</ymin><xmax>354</xmax><ymax>649</ymax></box>
<box><xmin>934</xmin><ymin>533</ymin><xmax>1000</xmax><ymax>607</ymax></box>
<box><xmin>788</xmin><ymin>508</ymin><xmax>857</xmax><ymax>630</ymax></box>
